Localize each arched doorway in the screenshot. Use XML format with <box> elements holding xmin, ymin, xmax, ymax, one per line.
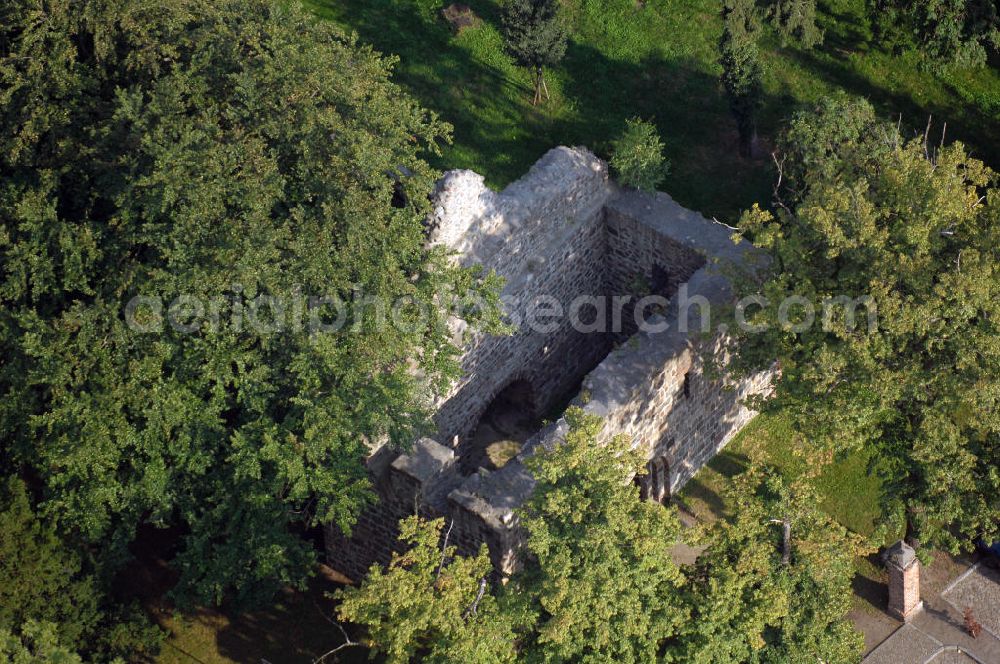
<box><xmin>460</xmin><ymin>379</ymin><xmax>538</xmax><ymax>474</ymax></box>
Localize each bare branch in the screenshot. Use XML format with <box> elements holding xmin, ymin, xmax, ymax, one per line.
<box><xmin>770</xmin><ymin>152</ymin><xmax>793</xmax><ymax>215</ymax></box>
<box><xmin>435</xmin><ymin>519</ymin><xmax>455</xmax><ymax>581</ymax></box>
<box><xmin>462</xmin><ymin>577</ymin><xmax>488</xmax><ymax>620</ymax></box>
<box><xmin>923</xmin><ymin>115</ymin><xmax>933</xmax><ymax>161</ymax></box>
<box><xmin>767</xmin><ymin>518</ymin><xmax>791</xmax><ymax>565</ymax></box>
<box><xmin>310</xmin><ymin>606</ymin><xmax>363</xmax><ymax>664</ymax></box>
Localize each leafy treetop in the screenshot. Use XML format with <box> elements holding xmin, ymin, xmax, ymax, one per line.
<box><xmin>0</xmin><ymin>0</ymin><xmax>501</xmax><ymax>608</ymax></box>
<box><xmin>729</xmin><ymin>93</ymin><xmax>1000</xmax><ymax>551</ymax></box>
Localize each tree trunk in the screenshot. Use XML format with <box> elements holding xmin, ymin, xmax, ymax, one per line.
<box><xmin>781</xmin><ymin>518</ymin><xmax>791</xmax><ymax>566</ymax></box>
<box><xmin>532</xmin><ymin>66</ymin><xmax>542</xmax><ymax>106</ymax></box>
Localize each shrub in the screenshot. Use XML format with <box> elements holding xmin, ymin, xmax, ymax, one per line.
<box><xmin>609</xmin><ymin>118</ymin><xmax>670</xmax><ymax>192</ymax></box>
<box><xmin>411</xmin><ymin>0</ymin><xmax>444</xmax><ymax>23</ymax></box>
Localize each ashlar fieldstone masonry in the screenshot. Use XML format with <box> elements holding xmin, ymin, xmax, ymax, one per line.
<box><xmin>324</xmin><ymin>146</ymin><xmax>774</xmax><ymax>580</ymax></box>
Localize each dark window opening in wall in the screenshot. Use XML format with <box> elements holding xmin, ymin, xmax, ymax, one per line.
<box><xmin>683</xmin><ymin>372</ymin><xmax>691</xmax><ymax>399</ymax></box>
<box><xmin>639</xmin><ymin>458</ymin><xmax>670</xmax><ymax>505</ymax></box>
<box><xmin>461</xmin><ymin>379</ymin><xmax>538</xmax><ymax>475</ymax></box>
<box><xmin>650</xmin><ymin>263</ymin><xmax>672</xmax><ymax>296</ymax></box>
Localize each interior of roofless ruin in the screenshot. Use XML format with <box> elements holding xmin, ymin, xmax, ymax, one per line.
<box><xmin>428</xmin><ymin>147</ymin><xmax>709</xmax><ymax>480</ymax></box>
<box><xmin>458</xmin><ymin>262</ymin><xmax>690</xmax><ymax>477</ymax></box>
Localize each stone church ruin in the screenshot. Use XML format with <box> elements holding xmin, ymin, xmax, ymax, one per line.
<box><xmin>325</xmin><ymin>146</ymin><xmax>773</xmax><ymax>580</ymax></box>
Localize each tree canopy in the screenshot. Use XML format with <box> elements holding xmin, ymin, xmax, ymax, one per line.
<box><xmin>676</xmin><ymin>466</ymin><xmax>865</xmax><ymax>664</ymax></box>
<box><xmin>609</xmin><ymin>118</ymin><xmax>670</xmax><ymax>192</ymax></box>
<box><xmin>0</xmin><ymin>0</ymin><xmax>498</xmax><ymax>611</ymax></box>
<box><xmin>0</xmin><ymin>478</ymin><xmax>161</xmax><ymax>660</ymax></box>
<box><xmin>335</xmin><ymin>516</ymin><xmax>521</xmax><ymax>664</ymax></box>
<box><xmin>729</xmin><ymin>93</ymin><xmax>1000</xmax><ymax>551</ymax></box>
<box><xmin>868</xmin><ymin>0</ymin><xmax>999</xmax><ymax>71</ymax></box>
<box><xmin>514</xmin><ymin>408</ymin><xmax>688</xmax><ymax>662</ymax></box>
<box><xmin>764</xmin><ymin>0</ymin><xmax>823</xmax><ymax>48</ymax></box>
<box><xmin>341</xmin><ymin>411</ymin><xmax>864</xmax><ymax>662</ymax></box>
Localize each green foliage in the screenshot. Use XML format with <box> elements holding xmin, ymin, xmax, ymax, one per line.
<box><xmin>515</xmin><ymin>407</ymin><xmax>687</xmax><ymax>662</ymax></box>
<box><xmin>730</xmin><ymin>94</ymin><xmax>1000</xmax><ymax>552</ymax></box>
<box><xmin>501</xmin><ymin>0</ymin><xmax>567</xmax><ymax>104</ymax></box>
<box><xmin>335</xmin><ymin>516</ymin><xmax>521</xmax><ymax>664</ymax></box>
<box><xmin>501</xmin><ymin>0</ymin><xmax>567</xmax><ymax>69</ymax></box>
<box><xmin>676</xmin><ymin>468</ymin><xmax>866</xmax><ymax>664</ymax></box>
<box><xmin>720</xmin><ymin>0</ymin><xmax>765</xmax><ymax>156</ymax></box>
<box><xmin>777</xmin><ymin>92</ymin><xmax>888</xmax><ymax>187</ymax></box>
<box><xmin>0</xmin><ymin>622</ymin><xmax>83</xmax><ymax>664</ymax></box>
<box><xmin>0</xmin><ymin>479</ymin><xmax>161</xmax><ymax>661</ymax></box>
<box><xmin>609</xmin><ymin>118</ymin><xmax>670</xmax><ymax>192</ymax></box>
<box><xmin>0</xmin><ymin>479</ymin><xmax>99</xmax><ymax>649</ymax></box>
<box><xmin>764</xmin><ymin>0</ymin><xmax>823</xmax><ymax>48</ymax></box>
<box><xmin>341</xmin><ymin>412</ymin><xmax>864</xmax><ymax>662</ymax></box>
<box><xmin>411</xmin><ymin>0</ymin><xmax>444</xmax><ymax>24</ymax></box>
<box><xmin>0</xmin><ymin>0</ymin><xmax>500</xmax><ymax>609</ymax></box>
<box><xmin>868</xmin><ymin>0</ymin><xmax>1000</xmax><ymax>71</ymax></box>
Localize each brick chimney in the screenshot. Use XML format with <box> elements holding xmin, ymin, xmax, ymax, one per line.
<box><xmin>885</xmin><ymin>540</ymin><xmax>922</xmax><ymax>622</ymax></box>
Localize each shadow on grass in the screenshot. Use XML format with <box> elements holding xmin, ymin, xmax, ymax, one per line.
<box><xmin>852</xmin><ymin>552</ymin><xmax>889</xmax><ymax>614</ymax></box>
<box><xmin>674</xmin><ymin>450</ymin><xmax>751</xmax><ymax>521</ymax></box>
<box><xmin>311</xmin><ymin>0</ymin><xmax>1000</xmax><ymax>225</ymax></box>
<box><xmin>556</xmin><ymin>45</ymin><xmax>779</xmax><ymax>221</ymax></box>
<box><xmin>118</xmin><ymin>523</ymin><xmax>371</xmax><ymax>664</ymax></box>
<box><xmin>307</xmin><ymin>0</ymin><xmax>780</xmax><ymax>219</ymax></box>
<box><xmin>212</xmin><ymin>573</ymin><xmax>372</xmax><ymax>664</ymax></box>
<box><xmin>780</xmin><ymin>34</ymin><xmax>1000</xmax><ymax>166</ymax></box>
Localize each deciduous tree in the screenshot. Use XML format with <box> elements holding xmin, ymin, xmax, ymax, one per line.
<box><xmin>514</xmin><ymin>408</ymin><xmax>688</xmax><ymax>662</ymax></box>
<box><xmin>0</xmin><ymin>0</ymin><xmax>500</xmax><ymax>609</ymax></box>
<box><xmin>341</xmin><ymin>412</ymin><xmax>866</xmax><ymax>662</ymax></box>
<box><xmin>335</xmin><ymin>516</ymin><xmax>521</xmax><ymax>664</ymax></box>
<box><xmin>728</xmin><ymin>93</ymin><xmax>1000</xmax><ymax>552</ymax></box>
<box><xmin>0</xmin><ymin>479</ymin><xmax>161</xmax><ymax>661</ymax></box>
<box><xmin>868</xmin><ymin>0</ymin><xmax>999</xmax><ymax>71</ymax></box>
<box><xmin>673</xmin><ymin>467</ymin><xmax>865</xmax><ymax>664</ymax></box>
<box><xmin>0</xmin><ymin>622</ymin><xmax>83</xmax><ymax>664</ymax></box>
<box><xmin>609</xmin><ymin>118</ymin><xmax>670</xmax><ymax>192</ymax></box>
<box><xmin>764</xmin><ymin>0</ymin><xmax>823</xmax><ymax>48</ymax></box>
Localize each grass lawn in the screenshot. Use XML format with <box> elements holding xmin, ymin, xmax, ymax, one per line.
<box><xmin>677</xmin><ymin>411</ymin><xmax>903</xmax><ymax>614</ymax></box>
<box><xmin>305</xmin><ymin>0</ymin><xmax>1000</xmax><ymax>222</ymax></box>
<box><xmin>678</xmin><ymin>412</ymin><xmax>886</xmax><ymax>538</ymax></box>
<box><xmin>678</xmin><ymin>412</ymin><xmax>886</xmax><ymax>537</ymax></box>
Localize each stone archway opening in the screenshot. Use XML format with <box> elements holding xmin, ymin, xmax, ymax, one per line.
<box><xmin>460</xmin><ymin>379</ymin><xmax>539</xmax><ymax>474</ymax></box>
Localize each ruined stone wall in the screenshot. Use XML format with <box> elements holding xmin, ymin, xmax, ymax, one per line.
<box><xmin>429</xmin><ymin>147</ymin><xmax>615</xmax><ymax>443</ymax></box>
<box><xmin>324</xmin><ymin>148</ymin><xmax>774</xmax><ymax>581</ymax></box>
<box><xmin>583</xmin><ymin>193</ymin><xmax>774</xmax><ymax>493</ymax></box>
<box><xmin>603</xmin><ymin>203</ymin><xmax>706</xmax><ymax>339</ymax></box>
<box><xmin>323</xmin><ymin>438</ymin><xmax>465</xmax><ymax>581</ymax></box>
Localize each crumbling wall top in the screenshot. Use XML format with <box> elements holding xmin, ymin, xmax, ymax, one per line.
<box><xmin>428</xmin><ymin>146</ymin><xmax>612</xmax><ymax>268</ymax></box>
